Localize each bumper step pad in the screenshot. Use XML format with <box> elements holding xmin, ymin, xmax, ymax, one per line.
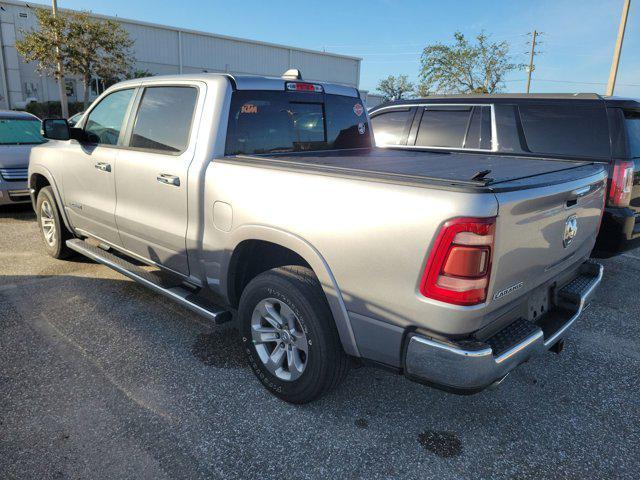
<box><xmin>66</xmin><ymin>239</ymin><xmax>232</xmax><ymax>325</ymax></box>
<box><xmin>485</xmin><ymin>318</ymin><xmax>540</xmax><ymax>357</ymax></box>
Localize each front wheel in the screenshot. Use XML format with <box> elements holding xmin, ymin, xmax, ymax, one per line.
<box><xmin>239</xmin><ymin>266</ymin><xmax>350</xmax><ymax>404</ymax></box>
<box><xmin>36</xmin><ymin>186</ymin><xmax>74</xmax><ymax>259</ymax></box>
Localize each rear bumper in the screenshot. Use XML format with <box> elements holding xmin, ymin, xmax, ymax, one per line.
<box><xmin>598</xmin><ymin>206</ymin><xmax>640</xmax><ymax>249</ymax></box>
<box><xmin>0</xmin><ymin>179</ymin><xmax>30</xmax><ymax>205</ymax></box>
<box><xmin>403</xmin><ymin>261</ymin><xmax>603</xmax><ymax>393</ymax></box>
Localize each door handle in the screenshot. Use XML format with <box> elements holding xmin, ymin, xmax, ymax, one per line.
<box><xmin>156</xmin><ymin>173</ymin><xmax>180</xmax><ymax>186</ymax></box>
<box><xmin>94</xmin><ymin>162</ymin><xmax>111</xmax><ymax>172</ymax></box>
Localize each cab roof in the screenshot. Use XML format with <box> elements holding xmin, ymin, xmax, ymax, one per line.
<box><xmin>113</xmin><ymin>73</ymin><xmax>361</xmax><ymax>98</ymax></box>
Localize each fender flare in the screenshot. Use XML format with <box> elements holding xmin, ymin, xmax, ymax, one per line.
<box><xmin>224</xmin><ymin>224</ymin><xmax>360</xmax><ymax>357</ymax></box>
<box><xmin>29</xmin><ymin>165</ymin><xmax>75</xmax><ymax>233</ymax></box>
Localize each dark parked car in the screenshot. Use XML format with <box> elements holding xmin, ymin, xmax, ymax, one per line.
<box><xmin>369</xmin><ymin>94</ymin><xmax>640</xmax><ymax>253</ymax></box>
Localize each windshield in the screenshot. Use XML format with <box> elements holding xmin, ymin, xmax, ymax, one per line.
<box><xmin>0</xmin><ymin>117</ymin><xmax>45</xmax><ymax>145</ymax></box>
<box><xmin>225</xmin><ymin>90</ymin><xmax>371</xmax><ymax>155</ymax></box>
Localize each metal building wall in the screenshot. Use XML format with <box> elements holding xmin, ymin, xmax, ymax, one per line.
<box><xmin>0</xmin><ymin>0</ymin><xmax>361</xmax><ymax>109</ymax></box>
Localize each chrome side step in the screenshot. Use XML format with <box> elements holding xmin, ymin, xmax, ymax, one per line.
<box><xmin>66</xmin><ymin>239</ymin><xmax>232</xmax><ymax>325</ymax></box>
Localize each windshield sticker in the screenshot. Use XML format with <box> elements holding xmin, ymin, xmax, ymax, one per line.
<box><xmin>241</xmin><ymin>103</ymin><xmax>258</xmax><ymax>114</ymax></box>
<box><xmin>358</xmin><ymin>123</ymin><xmax>366</xmax><ymax>135</ymax></box>
<box><xmin>353</xmin><ymin>103</ymin><xmax>364</xmax><ymax>116</ymax></box>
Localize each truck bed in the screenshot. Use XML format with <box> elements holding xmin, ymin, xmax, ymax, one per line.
<box><xmin>227</xmin><ymin>148</ymin><xmax>602</xmax><ymax>192</ymax></box>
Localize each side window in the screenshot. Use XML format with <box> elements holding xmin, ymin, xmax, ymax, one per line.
<box><xmin>464</xmin><ymin>106</ymin><xmax>493</xmax><ymax>150</ymax></box>
<box><xmin>371</xmin><ymin>108</ymin><xmax>413</xmax><ymax>145</ymax></box>
<box><xmin>623</xmin><ymin>109</ymin><xmax>640</xmax><ymax>158</ymax></box>
<box><xmin>415</xmin><ymin>106</ymin><xmax>472</xmax><ymax>148</ymax></box>
<box><xmin>129</xmin><ymin>86</ymin><xmax>198</xmax><ymax>153</ymax></box>
<box><xmin>84</xmin><ymin>89</ymin><xmax>135</xmax><ymax>145</ymax></box>
<box><xmin>519</xmin><ymin>104</ymin><xmax>610</xmax><ymax>158</ymax></box>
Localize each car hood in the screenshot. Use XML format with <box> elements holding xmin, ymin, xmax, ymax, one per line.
<box><xmin>0</xmin><ymin>144</ymin><xmax>39</xmax><ymax>168</ymax></box>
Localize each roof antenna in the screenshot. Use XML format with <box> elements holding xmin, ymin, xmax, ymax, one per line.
<box><xmin>282</xmin><ymin>69</ymin><xmax>302</xmax><ymax>80</ymax></box>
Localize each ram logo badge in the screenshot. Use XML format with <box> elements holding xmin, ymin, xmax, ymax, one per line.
<box><xmin>563</xmin><ymin>215</ymin><xmax>578</xmax><ymax>248</ymax></box>
<box><xmin>493</xmin><ymin>282</ymin><xmax>524</xmax><ymax>300</ymax></box>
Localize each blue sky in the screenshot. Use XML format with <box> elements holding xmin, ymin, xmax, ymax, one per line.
<box><xmin>59</xmin><ymin>0</ymin><xmax>639</xmax><ymax>97</ymax></box>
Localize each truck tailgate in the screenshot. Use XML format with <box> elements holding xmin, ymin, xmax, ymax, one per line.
<box><xmin>489</xmin><ymin>163</ymin><xmax>607</xmax><ymax>308</ymax></box>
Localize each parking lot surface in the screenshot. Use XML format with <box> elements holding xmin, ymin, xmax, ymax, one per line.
<box><xmin>1</xmin><ymin>204</ymin><xmax>639</xmax><ymax>479</ymax></box>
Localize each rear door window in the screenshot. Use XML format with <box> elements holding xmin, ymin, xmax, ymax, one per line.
<box><xmin>415</xmin><ymin>106</ymin><xmax>473</xmax><ymax>148</ymax></box>
<box><xmin>519</xmin><ymin>104</ymin><xmax>610</xmax><ymax>158</ymax></box>
<box><xmin>370</xmin><ymin>108</ymin><xmax>413</xmax><ymax>145</ymax></box>
<box><xmin>129</xmin><ymin>86</ymin><xmax>198</xmax><ymax>153</ymax></box>
<box><xmin>623</xmin><ymin>109</ymin><xmax>640</xmax><ymax>158</ymax></box>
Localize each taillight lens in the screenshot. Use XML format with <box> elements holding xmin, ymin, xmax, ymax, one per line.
<box><xmin>608</xmin><ymin>161</ymin><xmax>634</xmax><ymax>207</ymax></box>
<box><xmin>420</xmin><ymin>217</ymin><xmax>496</xmax><ymax>306</ymax></box>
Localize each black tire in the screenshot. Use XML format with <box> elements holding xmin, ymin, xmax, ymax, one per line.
<box><xmin>239</xmin><ymin>265</ymin><xmax>350</xmax><ymax>404</ymax></box>
<box><xmin>36</xmin><ymin>186</ymin><xmax>74</xmax><ymax>259</ymax></box>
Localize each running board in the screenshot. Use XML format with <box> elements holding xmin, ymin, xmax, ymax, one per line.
<box><xmin>66</xmin><ymin>239</ymin><xmax>232</xmax><ymax>325</ymax></box>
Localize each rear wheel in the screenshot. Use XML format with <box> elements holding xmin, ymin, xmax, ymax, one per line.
<box><xmin>239</xmin><ymin>265</ymin><xmax>349</xmax><ymax>404</ymax></box>
<box><xmin>36</xmin><ymin>186</ymin><xmax>74</xmax><ymax>259</ymax></box>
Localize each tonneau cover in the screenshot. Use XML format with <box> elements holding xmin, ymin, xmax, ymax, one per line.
<box><xmin>228</xmin><ymin>147</ymin><xmax>598</xmax><ymax>190</ymax></box>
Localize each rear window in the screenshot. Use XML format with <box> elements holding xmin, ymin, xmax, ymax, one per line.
<box><xmin>623</xmin><ymin>109</ymin><xmax>640</xmax><ymax>158</ymax></box>
<box><xmin>224</xmin><ymin>90</ymin><xmax>371</xmax><ymax>155</ymax></box>
<box><xmin>0</xmin><ymin>117</ymin><xmax>45</xmax><ymax>145</ymax></box>
<box><xmin>519</xmin><ymin>104</ymin><xmax>610</xmax><ymax>158</ymax></box>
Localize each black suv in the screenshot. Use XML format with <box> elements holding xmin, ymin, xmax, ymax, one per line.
<box><xmin>369</xmin><ymin>94</ymin><xmax>640</xmax><ymax>253</ymax></box>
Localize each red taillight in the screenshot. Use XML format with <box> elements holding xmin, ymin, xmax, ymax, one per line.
<box><xmin>420</xmin><ymin>217</ymin><xmax>496</xmax><ymax>306</ymax></box>
<box><xmin>608</xmin><ymin>161</ymin><xmax>634</xmax><ymax>207</ymax></box>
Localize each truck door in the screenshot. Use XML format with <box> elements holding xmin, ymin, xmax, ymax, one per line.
<box><xmin>114</xmin><ymin>85</ymin><xmax>200</xmax><ymax>275</ymax></box>
<box><xmin>61</xmin><ymin>88</ymin><xmax>136</xmax><ymax>246</ymax></box>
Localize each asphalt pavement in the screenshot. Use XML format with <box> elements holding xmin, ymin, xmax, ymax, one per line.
<box><xmin>1</xmin><ymin>204</ymin><xmax>639</xmax><ymax>479</ymax></box>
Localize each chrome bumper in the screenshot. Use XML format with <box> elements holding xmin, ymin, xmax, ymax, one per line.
<box><xmin>403</xmin><ymin>261</ymin><xmax>604</xmax><ymax>393</ymax></box>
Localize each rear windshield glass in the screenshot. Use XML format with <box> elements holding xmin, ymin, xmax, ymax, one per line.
<box><xmin>624</xmin><ymin>109</ymin><xmax>640</xmax><ymax>158</ymax></box>
<box><xmin>225</xmin><ymin>90</ymin><xmax>371</xmax><ymax>155</ymax></box>
<box><xmin>518</xmin><ymin>104</ymin><xmax>610</xmax><ymax>158</ymax></box>
<box><xmin>0</xmin><ymin>117</ymin><xmax>45</xmax><ymax>145</ymax></box>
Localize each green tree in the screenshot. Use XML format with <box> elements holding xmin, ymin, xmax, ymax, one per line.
<box><xmin>64</xmin><ymin>11</ymin><xmax>133</xmax><ymax>107</ymax></box>
<box><xmin>376</xmin><ymin>74</ymin><xmax>415</xmax><ymax>101</ymax></box>
<box><xmin>17</xmin><ymin>8</ymin><xmax>134</xmax><ymax>109</ymax></box>
<box><xmin>15</xmin><ymin>8</ymin><xmax>67</xmax><ymax>89</ymax></box>
<box><xmin>418</xmin><ymin>32</ymin><xmax>523</xmax><ymax>94</ymax></box>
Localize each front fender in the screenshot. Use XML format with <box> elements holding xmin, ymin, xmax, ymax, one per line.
<box><xmin>224</xmin><ymin>224</ymin><xmax>360</xmax><ymax>357</ymax></box>
<box><xmin>28</xmin><ymin>164</ymin><xmax>74</xmax><ymax>233</ymax></box>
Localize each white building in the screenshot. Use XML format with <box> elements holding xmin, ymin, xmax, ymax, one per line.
<box><xmin>0</xmin><ymin>0</ymin><xmax>366</xmax><ymax>109</ymax></box>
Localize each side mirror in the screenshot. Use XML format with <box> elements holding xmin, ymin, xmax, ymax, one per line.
<box><xmin>41</xmin><ymin>118</ymin><xmax>70</xmax><ymax>140</ymax></box>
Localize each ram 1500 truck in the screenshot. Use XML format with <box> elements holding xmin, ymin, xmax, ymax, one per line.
<box><xmin>369</xmin><ymin>94</ymin><xmax>640</xmax><ymax>253</ymax></box>
<box><xmin>29</xmin><ymin>73</ymin><xmax>605</xmax><ymax>404</ymax></box>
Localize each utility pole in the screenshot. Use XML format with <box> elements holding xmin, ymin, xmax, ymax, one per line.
<box><xmin>52</xmin><ymin>0</ymin><xmax>69</xmax><ymax>118</ymax></box>
<box><xmin>606</xmin><ymin>0</ymin><xmax>631</xmax><ymax>96</ymax></box>
<box><xmin>525</xmin><ymin>30</ymin><xmax>538</xmax><ymax>94</ymax></box>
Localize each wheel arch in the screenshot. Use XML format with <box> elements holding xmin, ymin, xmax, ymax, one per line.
<box><xmin>224</xmin><ymin>225</ymin><xmax>360</xmax><ymax>357</ymax></box>
<box><xmin>28</xmin><ymin>166</ymin><xmax>74</xmax><ymax>232</ymax></box>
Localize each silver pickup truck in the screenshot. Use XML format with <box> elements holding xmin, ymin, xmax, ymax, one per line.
<box><xmin>29</xmin><ymin>72</ymin><xmax>605</xmax><ymax>403</ymax></box>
